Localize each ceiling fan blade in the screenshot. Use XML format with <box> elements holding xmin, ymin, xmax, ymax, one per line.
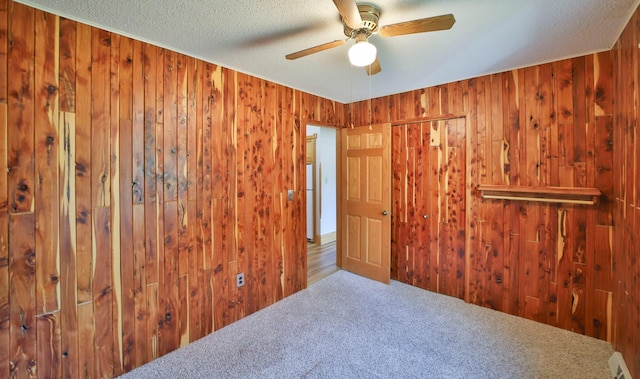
<box><xmin>332</xmin><ymin>0</ymin><xmax>362</xmax><ymax>30</ymax></box>
<box><xmin>285</xmin><ymin>40</ymin><xmax>346</xmax><ymax>60</ymax></box>
<box><xmin>378</xmin><ymin>14</ymin><xmax>455</xmax><ymax>38</ymax></box>
<box><xmin>366</xmin><ymin>57</ymin><xmax>381</xmax><ymax>76</ymax></box>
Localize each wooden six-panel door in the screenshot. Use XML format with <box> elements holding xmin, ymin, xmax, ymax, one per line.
<box><xmin>341</xmin><ymin>123</ymin><xmax>391</xmax><ymax>284</ymax></box>
<box><xmin>391</xmin><ymin>118</ymin><xmax>466</xmax><ymax>299</ymax></box>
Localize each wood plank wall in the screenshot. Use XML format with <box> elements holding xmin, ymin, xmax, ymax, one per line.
<box><xmin>2</xmin><ymin>0</ymin><xmax>639</xmax><ymax>377</ymax></box>
<box><xmin>350</xmin><ymin>52</ymin><xmax>616</xmax><ymax>342</ymax></box>
<box><xmin>611</xmin><ymin>4</ymin><xmax>640</xmax><ymax>377</ymax></box>
<box><xmin>0</xmin><ymin>1</ymin><xmax>346</xmax><ymax>377</ymax></box>
<box><xmin>391</xmin><ymin>119</ymin><xmax>467</xmax><ymax>299</ymax></box>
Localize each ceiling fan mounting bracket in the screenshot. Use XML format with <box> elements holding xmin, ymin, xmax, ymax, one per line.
<box><xmin>343</xmin><ymin>3</ymin><xmax>380</xmax><ymax>39</ymax></box>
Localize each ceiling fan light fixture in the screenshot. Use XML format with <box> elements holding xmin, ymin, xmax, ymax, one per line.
<box><xmin>348</xmin><ymin>39</ymin><xmax>376</xmax><ymax>67</ymax></box>
<box><xmin>285</xmin><ymin>1</ymin><xmax>454</xmax><ymax>77</ymax></box>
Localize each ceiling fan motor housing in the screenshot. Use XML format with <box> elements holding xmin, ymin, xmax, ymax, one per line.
<box><xmin>343</xmin><ymin>3</ymin><xmax>380</xmax><ymax>38</ymax></box>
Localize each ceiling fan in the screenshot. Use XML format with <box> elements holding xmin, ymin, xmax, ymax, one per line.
<box><xmin>285</xmin><ymin>0</ymin><xmax>455</xmax><ymax>75</ymax></box>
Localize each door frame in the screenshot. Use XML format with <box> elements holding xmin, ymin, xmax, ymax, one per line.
<box><xmin>306</xmin><ymin>134</ymin><xmax>318</xmax><ymax>243</ymax></box>
<box><xmin>303</xmin><ymin>122</ymin><xmax>341</xmax><ymax>268</ymax></box>
<box><xmin>391</xmin><ymin>114</ymin><xmax>471</xmax><ymax>302</ymax></box>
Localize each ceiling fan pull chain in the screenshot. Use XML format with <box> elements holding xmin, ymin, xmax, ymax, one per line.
<box><xmin>368</xmin><ymin>67</ymin><xmax>373</xmax><ymax>130</ymax></box>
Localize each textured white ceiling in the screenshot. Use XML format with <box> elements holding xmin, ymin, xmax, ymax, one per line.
<box><xmin>15</xmin><ymin>0</ymin><xmax>640</xmax><ymax>103</ymax></box>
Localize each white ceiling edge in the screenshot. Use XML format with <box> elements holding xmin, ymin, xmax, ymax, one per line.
<box><xmin>455</xmin><ymin>0</ymin><xmax>640</xmax><ymax>91</ymax></box>
<box><xmin>14</xmin><ymin>0</ymin><xmax>311</xmax><ymax>101</ymax></box>
<box><xmin>14</xmin><ymin>0</ymin><xmax>640</xmax><ymax>104</ymax></box>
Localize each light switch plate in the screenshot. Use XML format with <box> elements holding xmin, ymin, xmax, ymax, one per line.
<box><xmin>287</xmin><ymin>190</ymin><xmax>294</xmax><ymax>201</ymax></box>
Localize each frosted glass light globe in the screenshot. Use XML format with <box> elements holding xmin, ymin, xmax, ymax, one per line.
<box><xmin>348</xmin><ymin>40</ymin><xmax>377</xmax><ymax>67</ymax></box>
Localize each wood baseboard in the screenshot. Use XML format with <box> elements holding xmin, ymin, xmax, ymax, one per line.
<box><xmin>320</xmin><ymin>231</ymin><xmax>336</xmax><ymax>245</ymax></box>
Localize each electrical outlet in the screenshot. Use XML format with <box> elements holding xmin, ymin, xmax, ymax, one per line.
<box><xmin>287</xmin><ymin>189</ymin><xmax>294</xmax><ymax>201</ymax></box>
<box><xmin>236</xmin><ymin>273</ymin><xmax>245</xmax><ymax>288</ymax></box>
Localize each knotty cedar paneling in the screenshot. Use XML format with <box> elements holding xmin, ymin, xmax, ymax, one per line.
<box><xmin>34</xmin><ymin>10</ymin><xmax>62</xmax><ymax>379</ymax></box>
<box><xmin>9</xmin><ymin>214</ymin><xmax>37</xmax><ymax>378</ymax></box>
<box><xmin>0</xmin><ymin>115</ymin><xmax>8</xmax><ymax>376</ymax></box>
<box><xmin>34</xmin><ymin>7</ymin><xmax>60</xmax><ymax>318</ymax></box>
<box><xmin>351</xmin><ymin>54</ymin><xmax>615</xmax><ymax>342</ymax></box>
<box><xmin>0</xmin><ymin>0</ymin><xmax>346</xmax><ymax>376</ymax></box>
<box><xmin>612</xmin><ymin>5</ymin><xmax>640</xmax><ymax>377</ymax></box>
<box><xmin>59</xmin><ymin>111</ymin><xmax>79</xmax><ymax>379</ymax></box>
<box><xmin>392</xmin><ymin>119</ymin><xmax>466</xmax><ymax>297</ymax></box>
<box><xmin>7</xmin><ymin>0</ymin><xmax>34</xmax><ymax>215</ymax></box>
<box><xmin>0</xmin><ymin>2</ymin><xmax>9</xmax><ymax>377</ymax></box>
<box><xmin>75</xmin><ymin>21</ymin><xmax>92</xmax><ymax>306</ymax></box>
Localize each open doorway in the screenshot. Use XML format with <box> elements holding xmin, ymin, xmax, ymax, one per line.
<box><xmin>306</xmin><ymin>125</ymin><xmax>338</xmax><ymax>285</ymax></box>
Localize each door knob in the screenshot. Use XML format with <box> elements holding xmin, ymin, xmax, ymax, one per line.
<box><xmin>423</xmin><ymin>214</ymin><xmax>428</xmax><ymax>219</ymax></box>
<box><xmin>382</xmin><ymin>210</ymin><xmax>388</xmax><ymax>216</ymax></box>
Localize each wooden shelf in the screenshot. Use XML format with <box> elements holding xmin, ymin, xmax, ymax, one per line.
<box><xmin>477</xmin><ymin>185</ymin><xmax>602</xmax><ymax>205</ymax></box>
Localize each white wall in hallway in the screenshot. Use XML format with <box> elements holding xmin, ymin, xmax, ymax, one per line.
<box><xmin>307</xmin><ymin>125</ymin><xmax>337</xmax><ymax>238</ymax></box>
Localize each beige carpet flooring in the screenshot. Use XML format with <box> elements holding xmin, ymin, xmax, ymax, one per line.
<box><xmin>120</xmin><ymin>270</ymin><xmax>613</xmax><ymax>378</ymax></box>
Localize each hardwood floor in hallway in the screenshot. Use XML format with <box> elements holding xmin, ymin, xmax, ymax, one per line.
<box><xmin>307</xmin><ymin>240</ymin><xmax>338</xmax><ymax>285</ymax></box>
